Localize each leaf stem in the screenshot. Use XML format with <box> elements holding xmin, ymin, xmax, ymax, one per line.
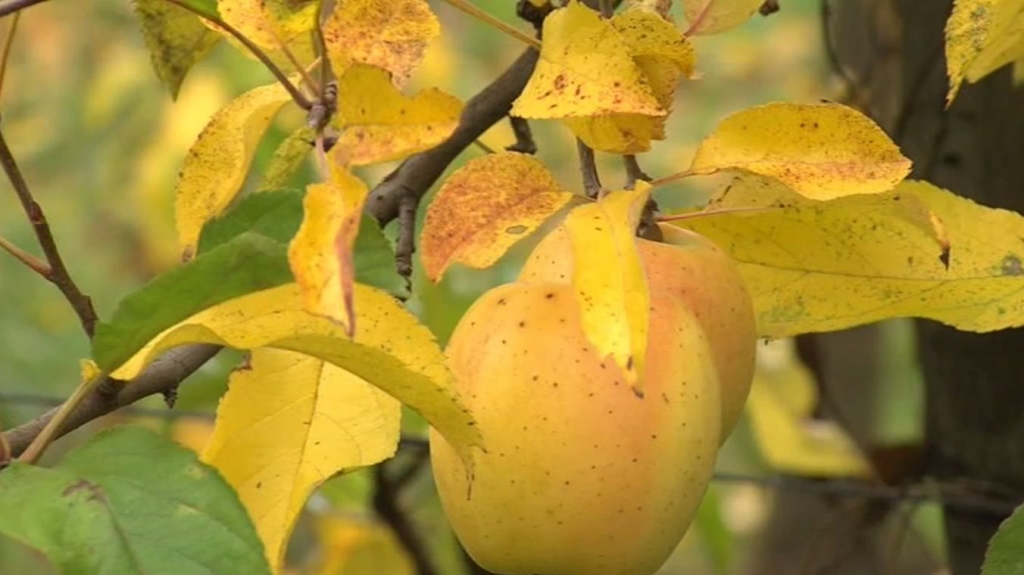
<box><xmin>18</xmin><ymin>370</ymin><xmax>106</xmax><ymax>463</ymax></box>
<box><xmin>649</xmin><ymin>168</ymin><xmax>698</xmax><ymax>187</ymax></box>
<box><xmin>439</xmin><ymin>0</ymin><xmax>542</xmax><ymax>50</ymax></box>
<box><xmin>163</xmin><ymin>0</ymin><xmax>313</xmax><ymax>110</ymax></box>
<box><xmin>0</xmin><ymin>12</ymin><xmax>21</xmax><ymax>101</ymax></box>
<box><xmin>656</xmin><ymin>206</ymin><xmax>777</xmax><ymax>222</ymax></box>
<box><xmin>577</xmin><ymin>139</ymin><xmax>603</xmax><ymax>199</ymax></box>
<box><xmin>0</xmin><ymin>0</ymin><xmax>46</xmax><ymax>19</ymax></box>
<box><xmin>0</xmin><ymin>234</ymin><xmax>49</xmax><ymax>275</ymax></box>
<box><xmin>0</xmin><ymin>124</ymin><xmax>97</xmax><ymax>336</ymax></box>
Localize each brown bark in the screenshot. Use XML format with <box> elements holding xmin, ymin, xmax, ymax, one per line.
<box><xmin>829</xmin><ymin>1</ymin><xmax>1024</xmax><ymax>573</ymax></box>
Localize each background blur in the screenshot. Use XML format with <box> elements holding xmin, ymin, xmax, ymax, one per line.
<box><xmin>0</xmin><ymin>1</ymin><xmax>937</xmax><ymax>573</ymax></box>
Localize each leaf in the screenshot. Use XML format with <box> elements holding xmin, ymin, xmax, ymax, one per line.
<box><xmin>133</xmin><ymin>0</ymin><xmax>222</xmax><ymax>98</ymax></box>
<box><xmin>202</xmin><ymin>348</ymin><xmax>400</xmax><ymax>569</ymax></box>
<box><xmin>175</xmin><ymin>82</ymin><xmax>291</xmax><ymax>259</ymax></box>
<box><xmin>672</xmin><ymin>175</ymin><xmax>1024</xmax><ymax>337</ymax></box>
<box><xmin>688</xmin><ymin>102</ymin><xmax>911</xmax><ymax>200</ymax></box>
<box><xmin>946</xmin><ymin>0</ymin><xmax>1024</xmax><ymax>102</ymax></box>
<box><xmin>322</xmin><ymin>0</ymin><xmax>440</xmax><ymax>87</ymax></box>
<box><xmin>683</xmin><ymin>0</ymin><xmax>764</xmax><ymax>35</ymax></box>
<box><xmin>511</xmin><ymin>1</ymin><xmax>664</xmax><ymax>119</ymax></box>
<box><xmin>257</xmin><ymin>126</ymin><xmax>314</xmax><ymax>191</ymax></box>
<box><xmin>747</xmin><ymin>339</ymin><xmax>871</xmax><ymax>477</ymax></box>
<box><xmin>332</xmin><ymin>64</ymin><xmax>462</xmax><ymax>166</ymax></box>
<box><xmin>93</xmin><ymin>233</ymin><xmax>292</xmax><ymax>371</ymax></box>
<box><xmin>563</xmin><ymin>9</ymin><xmax>696</xmax><ymax>153</ymax></box>
<box><xmin>108</xmin><ymin>283</ymin><xmax>481</xmax><ymax>471</ymax></box>
<box><xmin>196</xmin><ymin>190</ymin><xmax>407</xmax><ymax>297</ymax></box>
<box><xmin>420</xmin><ymin>152</ymin><xmax>575</xmax><ymax>282</ymax></box>
<box><xmin>982</xmin><ymin>503</ymin><xmax>1024</xmax><ymax>575</ymax></box>
<box><xmin>0</xmin><ymin>426</ymin><xmax>270</xmax><ymax>575</ymax></box>
<box><xmin>218</xmin><ymin>0</ymin><xmax>320</xmax><ymax>49</ymax></box>
<box><xmin>170</xmin><ymin>0</ymin><xmax>220</xmax><ymax>20</ymax></box>
<box><xmin>288</xmin><ymin>166</ymin><xmax>369</xmax><ymax>333</ymax></box>
<box><xmin>562</xmin><ymin>184</ymin><xmax>651</xmax><ymax>394</ymax></box>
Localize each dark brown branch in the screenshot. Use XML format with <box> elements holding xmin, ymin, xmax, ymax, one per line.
<box><xmin>373</xmin><ymin>460</ymin><xmax>437</xmax><ymax>575</ymax></box>
<box><xmin>623</xmin><ymin>154</ymin><xmax>650</xmax><ymax>188</ymax></box>
<box><xmin>760</xmin><ymin>0</ymin><xmax>780</xmax><ymax>15</ymax></box>
<box><xmin>0</xmin><ymin>0</ymin><xmax>47</xmax><ymax>19</ymax></box>
<box><xmin>0</xmin><ymin>124</ymin><xmax>98</xmax><ymax>336</ymax></box>
<box><xmin>576</xmin><ymin>139</ymin><xmax>602</xmax><ymax>199</ymax></box>
<box><xmin>365</xmin><ymin>48</ymin><xmax>539</xmax><ymax>226</ymax></box>
<box><xmin>395</xmin><ymin>192</ymin><xmax>418</xmax><ymax>283</ymax></box>
<box><xmin>507</xmin><ymin>116</ymin><xmax>537</xmax><ymax>154</ymax></box>
<box><xmin>3</xmin><ymin>344</ymin><xmax>221</xmax><ymax>456</ymax></box>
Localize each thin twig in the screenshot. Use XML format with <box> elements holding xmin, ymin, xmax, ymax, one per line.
<box><xmin>19</xmin><ymin>370</ymin><xmax>107</xmax><ymax>463</ymax></box>
<box><xmin>0</xmin><ymin>0</ymin><xmax>46</xmax><ymax>19</ymax></box>
<box><xmin>0</xmin><ymin>234</ymin><xmax>49</xmax><ymax>276</ymax></box>
<box><xmin>439</xmin><ymin>0</ymin><xmax>542</xmax><ymax>49</ymax></box>
<box><xmin>0</xmin><ymin>12</ymin><xmax>21</xmax><ymax>100</ymax></box>
<box><xmin>623</xmin><ymin>154</ymin><xmax>650</xmax><ymax>189</ymax></box>
<box><xmin>395</xmin><ymin>192</ymin><xmax>418</xmax><ymax>284</ymax></box>
<box><xmin>0</xmin><ymin>125</ymin><xmax>98</xmax><ymax>336</ymax></box>
<box><xmin>164</xmin><ymin>0</ymin><xmax>313</xmax><ymax>110</ymax></box>
<box><xmin>0</xmin><ymin>391</ymin><xmax>215</xmax><ymax>420</ymax></box>
<box><xmin>576</xmin><ymin>139</ymin><xmax>602</xmax><ymax>198</ymax></box>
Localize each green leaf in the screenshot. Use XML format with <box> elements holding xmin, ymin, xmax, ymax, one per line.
<box><xmin>93</xmin><ymin>233</ymin><xmax>293</xmax><ymax>370</ymax></box>
<box><xmin>257</xmin><ymin>126</ymin><xmax>314</xmax><ymax>192</ymax></box>
<box><xmin>198</xmin><ymin>190</ymin><xmax>407</xmax><ymax>296</ymax></box>
<box><xmin>0</xmin><ymin>426</ymin><xmax>270</xmax><ymax>575</ymax></box>
<box><xmin>133</xmin><ymin>0</ymin><xmax>222</xmax><ymax>98</ymax></box>
<box><xmin>983</xmin><ymin>503</ymin><xmax>1024</xmax><ymax>575</ymax></box>
<box><xmin>172</xmin><ymin>0</ymin><xmax>220</xmax><ymax>20</ymax></box>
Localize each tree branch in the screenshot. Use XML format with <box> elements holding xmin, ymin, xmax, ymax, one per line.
<box><xmin>373</xmin><ymin>459</ymin><xmax>438</xmax><ymax>575</ymax></box>
<box><xmin>3</xmin><ymin>344</ymin><xmax>221</xmax><ymax>456</ymax></box>
<box><xmin>365</xmin><ymin>48</ymin><xmax>539</xmax><ymax>226</ymax></box>
<box><xmin>0</xmin><ymin>0</ymin><xmax>47</xmax><ymax>19</ymax></box>
<box><xmin>0</xmin><ymin>124</ymin><xmax>98</xmax><ymax>336</ymax></box>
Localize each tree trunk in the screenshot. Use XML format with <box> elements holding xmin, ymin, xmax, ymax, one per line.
<box><xmin>829</xmin><ymin>1</ymin><xmax>1024</xmax><ymax>573</ymax></box>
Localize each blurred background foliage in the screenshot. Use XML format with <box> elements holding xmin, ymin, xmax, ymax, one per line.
<box><xmin>0</xmin><ymin>1</ymin><xmax>937</xmax><ymax>573</ymax></box>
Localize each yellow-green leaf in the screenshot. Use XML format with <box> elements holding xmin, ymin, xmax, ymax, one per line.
<box><xmin>332</xmin><ymin>65</ymin><xmax>462</xmax><ymax>166</ymax></box>
<box><xmin>322</xmin><ymin>0</ymin><xmax>440</xmax><ymax>87</ymax></box>
<box><xmin>218</xmin><ymin>0</ymin><xmax>319</xmax><ymax>49</ymax></box>
<box><xmin>672</xmin><ymin>175</ymin><xmax>1024</xmax><ymax>337</ymax></box>
<box><xmin>288</xmin><ymin>165</ymin><xmax>369</xmax><ymax>333</ymax></box>
<box><xmin>133</xmin><ymin>0</ymin><xmax>222</xmax><ymax>99</ymax></box>
<box><xmin>683</xmin><ymin>0</ymin><xmax>764</xmax><ymax>35</ymax></box>
<box><xmin>946</xmin><ymin>0</ymin><xmax>1024</xmax><ymax>102</ymax></box>
<box><xmin>175</xmin><ymin>83</ymin><xmax>291</xmax><ymax>259</ymax></box>
<box><xmin>688</xmin><ymin>102</ymin><xmax>911</xmax><ymax>200</ymax></box>
<box><xmin>562</xmin><ymin>184</ymin><xmax>651</xmax><ymax>394</ymax></box>
<box><xmin>564</xmin><ymin>9</ymin><xmax>696</xmax><ymax>153</ymax></box>
<box><xmin>511</xmin><ymin>0</ymin><xmax>664</xmax><ymax>120</ymax></box>
<box><xmin>202</xmin><ymin>348</ymin><xmax>400</xmax><ymax>571</ymax></box>
<box><xmin>109</xmin><ymin>283</ymin><xmax>481</xmax><ymax>471</ymax></box>
<box><xmin>747</xmin><ymin>339</ymin><xmax>871</xmax><ymax>478</ymax></box>
<box><xmin>420</xmin><ymin>152</ymin><xmax>575</xmax><ymax>282</ymax></box>
<box><xmin>257</xmin><ymin>126</ymin><xmax>314</xmax><ymax>192</ymax></box>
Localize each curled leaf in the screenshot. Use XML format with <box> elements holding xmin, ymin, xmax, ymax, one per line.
<box><xmin>421</xmin><ymin>153</ymin><xmax>575</xmax><ymax>282</ymax></box>
<box><xmin>683</xmin><ymin>0</ymin><xmax>764</xmax><ymax>35</ymax></box>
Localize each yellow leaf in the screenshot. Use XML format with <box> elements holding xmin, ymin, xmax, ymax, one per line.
<box><xmin>109</xmin><ymin>283</ymin><xmax>481</xmax><ymax>471</ymax></box>
<box><xmin>672</xmin><ymin>175</ymin><xmax>1024</xmax><ymax>337</ymax></box>
<box><xmin>420</xmin><ymin>153</ymin><xmax>575</xmax><ymax>282</ymax></box>
<box><xmin>332</xmin><ymin>65</ymin><xmax>462</xmax><ymax>166</ymax></box>
<box><xmin>202</xmin><ymin>348</ymin><xmax>400</xmax><ymax>570</ymax></box>
<box><xmin>133</xmin><ymin>0</ymin><xmax>222</xmax><ymax>98</ymax></box>
<box><xmin>562</xmin><ymin>184</ymin><xmax>651</xmax><ymax>394</ymax></box>
<box><xmin>218</xmin><ymin>0</ymin><xmax>319</xmax><ymax>49</ymax></box>
<box><xmin>175</xmin><ymin>83</ymin><xmax>291</xmax><ymax>259</ymax></box>
<box><xmin>511</xmin><ymin>1</ymin><xmax>664</xmax><ymax>120</ymax></box>
<box><xmin>747</xmin><ymin>339</ymin><xmax>871</xmax><ymax>478</ymax></box>
<box><xmin>683</xmin><ymin>0</ymin><xmax>764</xmax><ymax>35</ymax></box>
<box><xmin>171</xmin><ymin>418</ymin><xmax>215</xmax><ymax>454</ymax></box>
<box><xmin>322</xmin><ymin>0</ymin><xmax>440</xmax><ymax>88</ymax></box>
<box><xmin>946</xmin><ymin>0</ymin><xmax>1024</xmax><ymax>102</ymax></box>
<box><xmin>310</xmin><ymin>515</ymin><xmax>414</xmax><ymax>575</ymax></box>
<box><xmin>564</xmin><ymin>9</ymin><xmax>696</xmax><ymax>153</ymax></box>
<box><xmin>288</xmin><ymin>165</ymin><xmax>369</xmax><ymax>333</ymax></box>
<box><xmin>688</xmin><ymin>102</ymin><xmax>911</xmax><ymax>200</ymax></box>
